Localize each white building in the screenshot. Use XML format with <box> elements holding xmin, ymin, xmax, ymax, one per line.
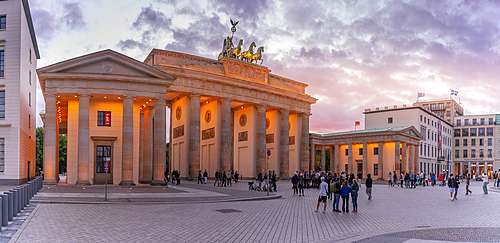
<box><xmin>0</xmin><ymin>0</ymin><xmax>39</xmax><ymax>184</ymax></box>
<box><xmin>364</xmin><ymin>105</ymin><xmax>454</xmax><ymax>176</ymax></box>
<box><xmin>453</xmin><ymin>114</ymin><xmax>499</xmax><ymax>178</ymax></box>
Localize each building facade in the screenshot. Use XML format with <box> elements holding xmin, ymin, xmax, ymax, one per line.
<box><xmin>453</xmin><ymin>114</ymin><xmax>499</xmax><ymax>178</ymax></box>
<box><xmin>364</xmin><ymin>105</ymin><xmax>454</xmax><ymax>176</ymax></box>
<box><xmin>0</xmin><ymin>0</ymin><xmax>39</xmax><ymax>184</ymax></box>
<box><xmin>310</xmin><ymin>126</ymin><xmax>422</xmax><ymax>180</ymax></box>
<box><xmin>38</xmin><ymin>49</ymin><xmax>316</xmax><ymax>185</ymax></box>
<box><xmin>413</xmin><ymin>98</ymin><xmax>464</xmax><ymax>124</ymax></box>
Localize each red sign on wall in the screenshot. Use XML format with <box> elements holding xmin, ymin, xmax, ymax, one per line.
<box><xmin>104</xmin><ymin>112</ymin><xmax>111</xmax><ymax>126</ymax></box>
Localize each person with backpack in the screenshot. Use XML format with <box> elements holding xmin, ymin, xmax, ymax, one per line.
<box><xmin>332</xmin><ymin>179</ymin><xmax>342</xmax><ymax>212</ymax></box>
<box><xmin>350</xmin><ymin>179</ymin><xmax>360</xmax><ymax>213</ymax></box>
<box><xmin>393</xmin><ymin>171</ymin><xmax>398</xmax><ymax>186</ymax></box>
<box><xmin>291</xmin><ymin>172</ymin><xmax>299</xmax><ymax>195</ymax></box>
<box><xmin>400</xmin><ymin>173</ymin><xmax>404</xmax><ymax>188</ymax></box>
<box><xmin>341</xmin><ymin>180</ymin><xmax>351</xmax><ymax>213</ymax></box>
<box><xmin>365</xmin><ymin>174</ymin><xmax>373</xmax><ymax>200</ymax></box>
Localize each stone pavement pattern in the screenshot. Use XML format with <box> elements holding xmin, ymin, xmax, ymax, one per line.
<box><xmin>11</xmin><ymin>181</ymin><xmax>500</xmax><ymax>243</ymax></box>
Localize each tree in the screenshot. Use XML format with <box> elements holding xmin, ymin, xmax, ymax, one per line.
<box><xmin>165</xmin><ymin>142</ymin><xmax>170</xmax><ymax>172</ymax></box>
<box><xmin>35</xmin><ymin>127</ymin><xmax>43</xmax><ymax>170</ymax></box>
<box><xmin>59</xmin><ymin>135</ymin><xmax>67</xmax><ymax>173</ymax></box>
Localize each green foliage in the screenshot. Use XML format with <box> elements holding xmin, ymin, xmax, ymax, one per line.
<box><xmin>36</xmin><ymin>127</ymin><xmax>44</xmax><ymax>170</ymax></box>
<box><xmin>59</xmin><ymin>135</ymin><xmax>67</xmax><ymax>173</ymax></box>
<box><xmin>166</xmin><ymin>142</ymin><xmax>170</xmax><ymax>172</ymax></box>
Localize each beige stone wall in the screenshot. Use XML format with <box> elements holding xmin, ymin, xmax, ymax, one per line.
<box><xmin>233</xmin><ymin>106</ymin><xmax>257</xmax><ymax>178</ymax></box>
<box><xmin>288</xmin><ymin>114</ymin><xmax>301</xmax><ymax>175</ymax></box>
<box><xmin>383</xmin><ymin>142</ymin><xmax>397</xmax><ymax>175</ymax></box>
<box><xmin>66</xmin><ymin>100</ymin><xmax>78</xmax><ymax>185</ymax></box>
<box><xmin>200</xmin><ymin>100</ymin><xmax>221</xmax><ymax>176</ymax></box>
<box><xmin>171</xmin><ymin>96</ymin><xmax>189</xmax><ymax>176</ymax></box>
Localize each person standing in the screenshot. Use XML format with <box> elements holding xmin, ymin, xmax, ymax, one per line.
<box><xmin>234</xmin><ymin>171</ymin><xmax>239</xmax><ymax>184</ymax></box>
<box><xmin>203</xmin><ymin>169</ymin><xmax>208</xmax><ymax>184</ymax></box>
<box><xmin>351</xmin><ymin>179</ymin><xmax>360</xmax><ymax>213</ymax></box>
<box><xmin>465</xmin><ymin>173</ymin><xmax>472</xmax><ymax>195</ymax></box>
<box><xmin>298</xmin><ymin>173</ymin><xmax>305</xmax><ymax>197</ymax></box>
<box><xmin>482</xmin><ymin>173</ymin><xmax>489</xmax><ymax>194</ymax></box>
<box><xmin>365</xmin><ymin>174</ymin><xmax>373</xmax><ymax>200</ymax></box>
<box><xmin>454</xmin><ymin>174</ymin><xmax>460</xmax><ymax>200</ymax></box>
<box><xmin>393</xmin><ymin>171</ymin><xmax>397</xmax><ymax>186</ymax></box>
<box><xmin>177</xmin><ymin>171</ymin><xmax>181</xmax><ymax>185</ymax></box>
<box><xmin>400</xmin><ymin>173</ymin><xmax>404</xmax><ymax>188</ymax></box>
<box><xmin>291</xmin><ymin>172</ymin><xmax>299</xmax><ymax>195</ymax></box>
<box><xmin>493</xmin><ymin>171</ymin><xmax>498</xmax><ymax>188</ymax></box>
<box><xmin>448</xmin><ymin>174</ymin><xmax>456</xmax><ymax>201</ymax></box>
<box><xmin>271</xmin><ymin>171</ymin><xmax>277</xmax><ymax>192</ymax></box>
<box><xmin>227</xmin><ymin>171</ymin><xmax>232</xmax><ymax>186</ymax></box>
<box><xmin>214</xmin><ymin>170</ymin><xmax>219</xmax><ymax>186</ymax></box>
<box><xmin>315</xmin><ymin>177</ymin><xmax>328</xmax><ymax>214</ymax></box>
<box><xmin>388</xmin><ymin>172</ymin><xmax>393</xmax><ymax>186</ymax></box>
<box><xmin>341</xmin><ymin>180</ymin><xmax>351</xmax><ymax>213</ymax></box>
<box><xmin>332</xmin><ymin>179</ymin><xmax>342</xmax><ymax>212</ymax></box>
<box><xmin>431</xmin><ymin>173</ymin><xmax>435</xmax><ymax>186</ymax></box>
<box><xmin>439</xmin><ymin>173</ymin><xmax>444</xmax><ymax>187</ymax></box>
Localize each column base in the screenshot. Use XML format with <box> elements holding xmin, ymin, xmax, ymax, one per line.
<box><xmin>139</xmin><ymin>180</ymin><xmax>152</xmax><ymax>184</ymax></box>
<box><xmin>43</xmin><ymin>179</ymin><xmax>57</xmax><ymax>185</ymax></box>
<box><xmin>151</xmin><ymin>180</ymin><xmax>166</xmax><ymax>186</ymax></box>
<box><xmin>76</xmin><ymin>180</ymin><xmax>90</xmax><ymax>186</ymax></box>
<box><xmin>376</xmin><ymin>178</ymin><xmax>385</xmax><ymax>181</ymax></box>
<box><xmin>119</xmin><ymin>180</ymin><xmax>135</xmax><ymax>186</ymax></box>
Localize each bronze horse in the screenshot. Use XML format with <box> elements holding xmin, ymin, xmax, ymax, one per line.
<box><xmin>229</xmin><ymin>39</ymin><xmax>243</xmax><ymax>59</ymax></box>
<box><xmin>240</xmin><ymin>42</ymin><xmax>256</xmax><ymax>62</ymax></box>
<box><xmin>250</xmin><ymin>46</ymin><xmax>264</xmax><ymax>64</ymax></box>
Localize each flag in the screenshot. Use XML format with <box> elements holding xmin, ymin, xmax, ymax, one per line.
<box><xmin>451</xmin><ymin>89</ymin><xmax>458</xmax><ymax>96</ymax></box>
<box><xmin>355</xmin><ymin>121</ymin><xmax>360</xmax><ymax>126</ymax></box>
<box><xmin>418</xmin><ymin>92</ymin><xmax>425</xmax><ymax>98</ymax></box>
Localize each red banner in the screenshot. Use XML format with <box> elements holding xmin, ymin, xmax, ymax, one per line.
<box><xmin>104</xmin><ymin>112</ymin><xmax>111</xmax><ymax>126</ymax></box>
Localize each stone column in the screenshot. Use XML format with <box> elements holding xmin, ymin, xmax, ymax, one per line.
<box><xmin>395</xmin><ymin>141</ymin><xmax>400</xmax><ymax>174</ymax></box>
<box><xmin>220</xmin><ymin>99</ymin><xmax>232</xmax><ymax>171</ymax></box>
<box><xmin>300</xmin><ymin>114</ymin><xmax>310</xmax><ymax>171</ymax></box>
<box><xmin>347</xmin><ymin>143</ymin><xmax>353</xmax><ymax>174</ymax></box>
<box><xmin>310</xmin><ymin>144</ymin><xmax>316</xmax><ymax>171</ymax></box>
<box><xmin>320</xmin><ymin>145</ymin><xmax>325</xmax><ymax>172</ymax></box>
<box><xmin>139</xmin><ymin>111</ymin><xmax>144</xmax><ymax>183</ymax></box>
<box><xmin>256</xmin><ymin>105</ymin><xmax>267</xmax><ymax>174</ymax></box>
<box><xmin>415</xmin><ymin>144</ymin><xmax>420</xmax><ymax>172</ymax></box>
<box><xmin>76</xmin><ymin>94</ymin><xmax>90</xmax><ymax>185</ymax></box>
<box><xmin>329</xmin><ymin>146</ymin><xmax>334</xmax><ymax>173</ymax></box>
<box><xmin>476</xmin><ymin>162</ymin><xmax>479</xmax><ymax>177</ymax></box>
<box><xmin>468</xmin><ymin>162</ymin><xmax>471</xmax><ymax>176</ymax></box>
<box><xmin>333</xmin><ymin>144</ymin><xmax>339</xmax><ymax>173</ymax></box>
<box><xmin>485</xmin><ymin>162</ymin><xmax>488</xmax><ymax>177</ymax></box>
<box><xmin>402</xmin><ymin>142</ymin><xmax>407</xmax><ymax>173</ymax></box>
<box><xmin>460</xmin><ymin>162</ymin><xmax>463</xmax><ymax>178</ymax></box>
<box><xmin>141</xmin><ymin>107</ymin><xmax>153</xmax><ymax>184</ymax></box>
<box><xmin>409</xmin><ymin>144</ymin><xmax>414</xmax><ymax>173</ymax></box>
<box><xmin>152</xmin><ymin>97</ymin><xmax>166</xmax><ymax>185</ymax></box>
<box><xmin>279</xmin><ymin>109</ymin><xmax>289</xmax><ymax>178</ymax></box>
<box><xmin>362</xmin><ymin>142</ymin><xmax>368</xmax><ymax>178</ymax></box>
<box><xmin>378</xmin><ymin>142</ymin><xmax>384</xmax><ymax>180</ymax></box>
<box><xmin>188</xmin><ymin>94</ymin><xmax>201</xmax><ymax>178</ymax></box>
<box><xmin>43</xmin><ymin>94</ymin><xmax>57</xmax><ymax>184</ymax></box>
<box><xmin>120</xmin><ymin>95</ymin><xmax>135</xmax><ymax>186</ymax></box>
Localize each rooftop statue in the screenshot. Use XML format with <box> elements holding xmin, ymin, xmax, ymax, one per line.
<box><xmin>217</xmin><ymin>20</ymin><xmax>264</xmax><ymax>64</ymax></box>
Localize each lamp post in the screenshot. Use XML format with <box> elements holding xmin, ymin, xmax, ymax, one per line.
<box><xmin>267</xmin><ymin>150</ymin><xmax>271</xmax><ymax>196</ymax></box>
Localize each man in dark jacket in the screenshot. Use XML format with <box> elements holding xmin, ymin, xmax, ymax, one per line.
<box><xmin>448</xmin><ymin>174</ymin><xmax>457</xmax><ymax>201</ymax></box>
<box><xmin>453</xmin><ymin>175</ymin><xmax>460</xmax><ymax>200</ymax></box>
<box><xmin>291</xmin><ymin>172</ymin><xmax>299</xmax><ymax>195</ymax></box>
<box><xmin>365</xmin><ymin>174</ymin><xmax>373</xmax><ymax>200</ymax></box>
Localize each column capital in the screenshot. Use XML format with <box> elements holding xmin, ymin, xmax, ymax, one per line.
<box><xmin>77</xmin><ymin>92</ymin><xmax>91</xmax><ymax>98</ymax></box>
<box><xmin>280</xmin><ymin>109</ymin><xmax>290</xmax><ymax>115</ymax></box>
<box><xmin>122</xmin><ymin>94</ymin><xmax>135</xmax><ymax>100</ymax></box>
<box><xmin>220</xmin><ymin>97</ymin><xmax>233</xmax><ymax>103</ymax></box>
<box><xmin>189</xmin><ymin>93</ymin><xmax>202</xmax><ymax>98</ymax></box>
<box><xmin>45</xmin><ymin>93</ymin><xmax>57</xmax><ymax>98</ymax></box>
<box><xmin>154</xmin><ymin>93</ymin><xmax>167</xmax><ymax>100</ymax></box>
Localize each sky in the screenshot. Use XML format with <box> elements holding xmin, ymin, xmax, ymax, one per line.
<box><xmin>30</xmin><ymin>0</ymin><xmax>500</xmax><ymax>135</ymax></box>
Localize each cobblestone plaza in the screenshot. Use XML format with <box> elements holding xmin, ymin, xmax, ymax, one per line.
<box><xmin>8</xmin><ymin>181</ymin><xmax>500</xmax><ymax>242</ymax></box>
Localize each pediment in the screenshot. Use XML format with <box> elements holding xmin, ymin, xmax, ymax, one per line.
<box><xmin>38</xmin><ymin>49</ymin><xmax>176</xmax><ymax>81</ymax></box>
<box><xmin>402</xmin><ymin>126</ymin><xmax>423</xmax><ymax>140</ymax></box>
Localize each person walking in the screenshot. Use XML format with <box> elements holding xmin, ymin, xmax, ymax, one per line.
<box><xmin>332</xmin><ymin>179</ymin><xmax>342</xmax><ymax>212</ymax></box>
<box><xmin>350</xmin><ymin>179</ymin><xmax>360</xmax><ymax>213</ymax></box>
<box><xmin>482</xmin><ymin>173</ymin><xmax>489</xmax><ymax>194</ymax></box>
<box><xmin>431</xmin><ymin>173</ymin><xmax>435</xmax><ymax>186</ymax></box>
<box><xmin>291</xmin><ymin>172</ymin><xmax>299</xmax><ymax>195</ymax></box>
<box><xmin>388</xmin><ymin>172</ymin><xmax>393</xmax><ymax>186</ymax></box>
<box><xmin>400</xmin><ymin>173</ymin><xmax>404</xmax><ymax>188</ymax></box>
<box><xmin>341</xmin><ymin>180</ymin><xmax>351</xmax><ymax>213</ymax></box>
<box><xmin>203</xmin><ymin>169</ymin><xmax>208</xmax><ymax>184</ymax></box>
<box><xmin>448</xmin><ymin>174</ymin><xmax>457</xmax><ymax>201</ymax></box>
<box><xmin>235</xmin><ymin>171</ymin><xmax>239</xmax><ymax>183</ymax></box>
<box><xmin>315</xmin><ymin>177</ymin><xmax>328</xmax><ymax>214</ymax></box>
<box><xmin>214</xmin><ymin>170</ymin><xmax>219</xmax><ymax>186</ymax></box>
<box><xmin>227</xmin><ymin>171</ymin><xmax>232</xmax><ymax>186</ymax></box>
<box><xmin>197</xmin><ymin>170</ymin><xmax>203</xmax><ymax>184</ymax></box>
<box><xmin>298</xmin><ymin>173</ymin><xmax>305</xmax><ymax>197</ymax></box>
<box><xmin>365</xmin><ymin>174</ymin><xmax>373</xmax><ymax>200</ymax></box>
<box><xmin>453</xmin><ymin>174</ymin><xmax>460</xmax><ymax>200</ymax></box>
<box><xmin>465</xmin><ymin>173</ymin><xmax>472</xmax><ymax>195</ymax></box>
<box><xmin>393</xmin><ymin>171</ymin><xmax>397</xmax><ymax>186</ymax></box>
<box><xmin>439</xmin><ymin>173</ymin><xmax>444</xmax><ymax>187</ymax></box>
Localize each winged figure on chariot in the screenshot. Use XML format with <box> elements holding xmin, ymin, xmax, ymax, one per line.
<box><xmin>217</xmin><ymin>20</ymin><xmax>264</xmax><ymax>64</ymax></box>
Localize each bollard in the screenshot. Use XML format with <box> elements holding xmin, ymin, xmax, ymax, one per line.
<box><xmin>9</xmin><ymin>189</ymin><xmax>17</xmax><ymax>217</ymax></box>
<box><xmin>5</xmin><ymin>192</ymin><xmax>12</xmax><ymax>221</ymax></box>
<box><xmin>24</xmin><ymin>185</ymin><xmax>28</xmax><ymax>207</ymax></box>
<box><xmin>20</xmin><ymin>186</ymin><xmax>25</xmax><ymax>210</ymax></box>
<box><xmin>0</xmin><ymin>194</ymin><xmax>8</xmax><ymax>226</ymax></box>
<box><xmin>15</xmin><ymin>187</ymin><xmax>20</xmax><ymax>213</ymax></box>
<box><xmin>28</xmin><ymin>182</ymin><xmax>32</xmax><ymax>199</ymax></box>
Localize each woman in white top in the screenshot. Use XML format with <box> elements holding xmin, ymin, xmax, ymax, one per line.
<box><xmin>482</xmin><ymin>173</ymin><xmax>489</xmax><ymax>194</ymax></box>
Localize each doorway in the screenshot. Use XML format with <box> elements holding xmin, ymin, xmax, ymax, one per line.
<box><xmin>94</xmin><ymin>145</ymin><xmax>113</xmax><ymax>184</ymax></box>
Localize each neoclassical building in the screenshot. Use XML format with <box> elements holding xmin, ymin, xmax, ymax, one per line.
<box><xmin>38</xmin><ymin>49</ymin><xmax>316</xmax><ymax>185</ymax></box>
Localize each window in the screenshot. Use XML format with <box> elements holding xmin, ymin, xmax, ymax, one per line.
<box><xmin>420</xmin><ymin>115</ymin><xmax>422</xmax><ymax>121</ymax></box>
<box><xmin>373</xmin><ymin>148</ymin><xmax>378</xmax><ymax>155</ymax></box>
<box><xmin>438</xmin><ymin>112</ymin><xmax>444</xmax><ymax>118</ymax></box>
<box><xmin>472</xmin><ymin>119</ymin><xmax>477</xmax><ymax>125</ymax></box>
<box><xmin>96</xmin><ymin>146</ymin><xmax>111</xmax><ymax>173</ymax></box>
<box><xmin>97</xmin><ymin>111</ymin><xmax>111</xmax><ymax>126</ymax></box>
<box><xmin>454</xmin><ymin>129</ymin><xmax>461</xmax><ymax>137</ymax></box>
<box><xmin>28</xmin><ymin>114</ymin><xmax>30</xmax><ymax>128</ymax></box>
<box><xmin>345</xmin><ymin>149</ymin><xmax>348</xmax><ymax>156</ymax></box>
<box><xmin>465</xmin><ymin>119</ymin><xmax>469</xmax><ymax>126</ymax></box>
<box><xmin>29</xmin><ymin>92</ymin><xmax>31</xmax><ymax>106</ymax></box>
<box><xmin>423</xmin><ymin>104</ymin><xmax>429</xmax><ymax>110</ymax></box>
<box><xmin>463</xmin><ymin>150</ymin><xmax>467</xmax><ymax>158</ymax></box>
<box><xmin>488</xmin><ymin>149</ymin><xmax>492</xmax><ymax>158</ymax></box>
<box><xmin>488</xmin><ymin>138</ymin><xmax>492</xmax><ymax>146</ymax></box>
<box><xmin>487</xmin><ymin>127</ymin><xmax>493</xmax><ymax>136</ymax></box>
<box><xmin>479</xmin><ymin>128</ymin><xmax>485</xmax><ymax>136</ymax></box>
<box><xmin>359</xmin><ymin>148</ymin><xmax>363</xmax><ymax>155</ymax></box>
<box><xmin>29</xmin><ymin>70</ymin><xmax>31</xmax><ymax>85</ymax></box>
<box><xmin>455</xmin><ymin>150</ymin><xmax>459</xmax><ymax>158</ymax></box>
<box><xmin>424</xmin><ymin>117</ymin><xmax>427</xmax><ymax>123</ymax></box>
<box><xmin>446</xmin><ymin>111</ymin><xmax>451</xmax><ymax>117</ymax></box>
<box><xmin>456</xmin><ymin>119</ymin><xmax>461</xmax><ymax>126</ymax></box>
<box><xmin>0</xmin><ymin>138</ymin><xmax>4</xmax><ymax>172</ymax></box>
<box><xmin>479</xmin><ymin>149</ymin><xmax>484</xmax><ymax>158</ymax></box>
<box><xmin>400</xmin><ymin>148</ymin><xmax>402</xmax><ymax>155</ymax></box>
<box><xmin>489</xmin><ymin>118</ymin><xmax>494</xmax><ymax>125</ymax></box>
<box><xmin>471</xmin><ymin>139</ymin><xmax>476</xmax><ymax>146</ymax></box>
<box><xmin>430</xmin><ymin>104</ymin><xmax>436</xmax><ymax>110</ymax></box>
<box><xmin>462</xmin><ymin>128</ymin><xmax>469</xmax><ymax>137</ymax></box>
<box><xmin>447</xmin><ymin>119</ymin><xmax>451</xmax><ymax>123</ymax></box>
<box><xmin>446</xmin><ymin>102</ymin><xmax>451</xmax><ymax>108</ymax></box>
<box><xmin>480</xmin><ymin>118</ymin><xmax>485</xmax><ymax>125</ymax></box>
<box><xmin>471</xmin><ymin>149</ymin><xmax>476</xmax><ymax>158</ymax></box>
<box><xmin>432</xmin><ymin>121</ymin><xmax>434</xmax><ymax>126</ymax></box>
<box><xmin>0</xmin><ymin>50</ymin><xmax>4</xmax><ymax>77</ymax></box>
<box><xmin>373</xmin><ymin>164</ymin><xmax>378</xmax><ymax>176</ymax></box>
<box><xmin>428</xmin><ymin>131</ymin><xmax>430</xmax><ymax>139</ymax></box>
<box><xmin>438</xmin><ymin>103</ymin><xmax>444</xmax><ymax>109</ymax></box>
<box><xmin>29</xmin><ymin>48</ymin><xmax>31</xmax><ymax>64</ymax></box>
<box><xmin>463</xmin><ymin>139</ymin><xmax>468</xmax><ymax>146</ymax></box>
<box><xmin>455</xmin><ymin>139</ymin><xmax>460</xmax><ymax>147</ymax></box>
<box><xmin>0</xmin><ymin>91</ymin><xmax>4</xmax><ymax>118</ymax></box>
<box><xmin>479</xmin><ymin>138</ymin><xmax>484</xmax><ymax>146</ymax></box>
<box><xmin>0</xmin><ymin>16</ymin><xmax>5</xmax><ymax>30</ymax></box>
<box><xmin>424</xmin><ymin>144</ymin><xmax>426</xmax><ymax>156</ymax></box>
<box><xmin>388</xmin><ymin>117</ymin><xmax>393</xmax><ymax>124</ymax></box>
<box><xmin>470</xmin><ymin>128</ymin><xmax>477</xmax><ymax>136</ymax></box>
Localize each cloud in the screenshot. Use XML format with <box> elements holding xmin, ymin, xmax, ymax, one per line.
<box><xmin>132</xmin><ymin>5</ymin><xmax>172</xmax><ymax>31</ymax></box>
<box><xmin>61</xmin><ymin>3</ymin><xmax>87</xmax><ymax>30</ymax></box>
<box><xmin>31</xmin><ymin>9</ymin><xmax>58</xmax><ymax>40</ymax></box>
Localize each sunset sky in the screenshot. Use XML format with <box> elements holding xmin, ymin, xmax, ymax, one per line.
<box><xmin>30</xmin><ymin>0</ymin><xmax>500</xmax><ymax>136</ymax></box>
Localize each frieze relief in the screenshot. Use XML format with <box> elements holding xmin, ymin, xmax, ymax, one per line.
<box><xmin>202</xmin><ymin>127</ymin><xmax>215</xmax><ymax>140</ymax></box>
<box><xmin>238</xmin><ymin>131</ymin><xmax>248</xmax><ymax>142</ymax></box>
<box><xmin>173</xmin><ymin>125</ymin><xmax>184</xmax><ymax>139</ymax></box>
<box><xmin>289</xmin><ymin>136</ymin><xmax>295</xmax><ymax>145</ymax></box>
<box><xmin>226</xmin><ymin>64</ymin><xmax>267</xmax><ymax>83</ymax></box>
<box><xmin>266</xmin><ymin>134</ymin><xmax>274</xmax><ymax>144</ymax></box>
